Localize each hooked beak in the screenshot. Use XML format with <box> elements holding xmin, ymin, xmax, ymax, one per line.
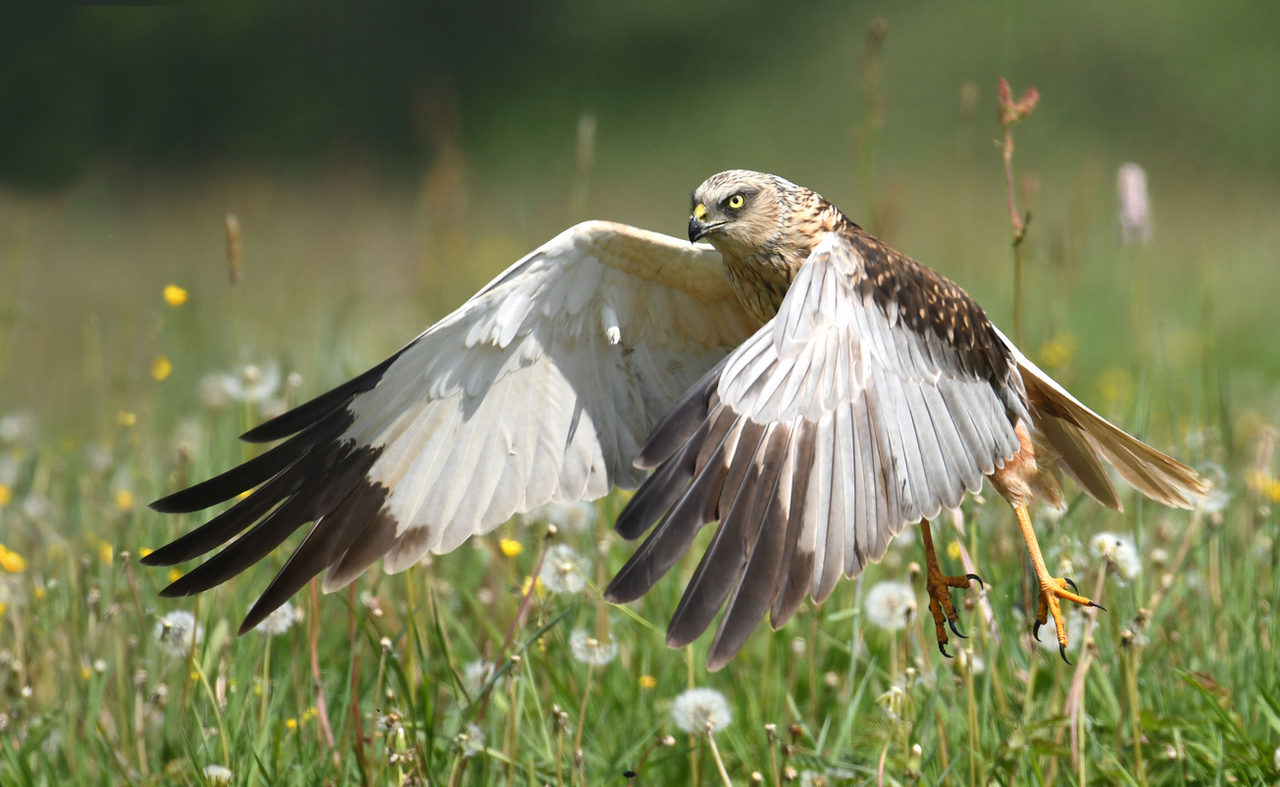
<box><xmin>688</xmin><ymin>201</ymin><xmax>715</xmax><ymax>242</ymax></box>
<box><xmin>688</xmin><ymin>215</ymin><xmax>710</xmax><ymax>243</ymax></box>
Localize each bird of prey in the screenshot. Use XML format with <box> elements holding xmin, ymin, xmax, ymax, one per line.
<box><xmin>145</xmin><ymin>170</ymin><xmax>1206</xmax><ymax>669</ymax></box>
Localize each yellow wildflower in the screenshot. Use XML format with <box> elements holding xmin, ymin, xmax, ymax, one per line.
<box><xmin>499</xmin><ymin>538</ymin><xmax>523</xmax><ymax>557</ymax></box>
<box><xmin>0</xmin><ymin>545</ymin><xmax>27</xmax><ymax>573</ymax></box>
<box><xmin>98</xmin><ymin>541</ymin><xmax>114</xmax><ymax>565</ymax></box>
<box><xmin>285</xmin><ymin>718</ymin><xmax>299</xmax><ymax>731</ymax></box>
<box><xmin>168</xmin><ymin>568</ymin><xmax>183</xmax><ymax>584</ymax></box>
<box><xmin>519</xmin><ymin>575</ymin><xmax>545</xmax><ymax>598</ymax></box>
<box><xmin>303</xmin><ymin>706</ymin><xmax>318</xmax><ymax>721</ymax></box>
<box><xmin>0</xmin><ymin>484</ymin><xmax>10</xmax><ymax>506</ymax></box>
<box><xmin>638</xmin><ymin>675</ymin><xmax>657</xmax><ymax>690</ymax></box>
<box><xmin>163</xmin><ymin>284</ymin><xmax>189</xmax><ymax>307</ymax></box>
<box><xmin>82</xmin><ymin>666</ymin><xmax>93</xmax><ymax>681</ymax></box>
<box><xmin>1097</xmin><ymin>367</ymin><xmax>1133</xmax><ymax>406</ymax></box>
<box><xmin>0</xmin><ymin>601</ymin><xmax>5</xmax><ymax>615</ymax></box>
<box><xmin>140</xmin><ymin>547</ymin><xmax>154</xmax><ymax>559</ymax></box>
<box><xmin>116</xmin><ymin>411</ymin><xmax>137</xmax><ymax>428</ymax></box>
<box><xmin>115</xmin><ymin>488</ymin><xmax>134</xmax><ymax>512</ymax></box>
<box><xmin>1037</xmin><ymin>332</ymin><xmax>1078</xmax><ymax>370</ymax></box>
<box><xmin>946</xmin><ymin>540</ymin><xmax>962</xmax><ymax>560</ymax></box>
<box><xmin>152</xmin><ymin>355</ymin><xmax>173</xmax><ymax>381</ymax></box>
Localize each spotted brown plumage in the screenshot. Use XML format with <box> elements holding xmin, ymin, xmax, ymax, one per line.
<box><xmin>608</xmin><ymin>170</ymin><xmax>1205</xmax><ymax>668</ymax></box>
<box><xmin>148</xmin><ymin>170</ymin><xmax>1205</xmax><ymax>667</ymax></box>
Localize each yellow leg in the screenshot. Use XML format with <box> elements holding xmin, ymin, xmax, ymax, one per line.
<box><xmin>920</xmin><ymin>519</ymin><xmax>983</xmax><ymax>658</ymax></box>
<box><xmin>1013</xmin><ymin>503</ymin><xmax>1105</xmax><ymax>663</ymax></box>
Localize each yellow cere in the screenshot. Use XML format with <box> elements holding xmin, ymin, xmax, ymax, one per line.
<box><xmin>163</xmin><ymin>284</ymin><xmax>189</xmax><ymax>307</ymax></box>
<box><xmin>693</xmin><ymin>203</ymin><xmax>707</xmax><ymax>220</ymax></box>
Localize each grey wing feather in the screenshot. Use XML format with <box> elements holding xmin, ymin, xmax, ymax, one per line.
<box><xmin>606</xmin><ymin>232</ymin><xmax>1023</xmax><ymax>669</ymax></box>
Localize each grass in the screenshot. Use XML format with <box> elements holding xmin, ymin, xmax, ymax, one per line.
<box><xmin>2</xmin><ymin>65</ymin><xmax>1279</xmax><ymax>787</ymax></box>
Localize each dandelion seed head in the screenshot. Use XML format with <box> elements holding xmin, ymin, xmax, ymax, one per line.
<box><xmin>864</xmin><ymin>580</ymin><xmax>917</xmax><ymax>631</ymax></box>
<box><xmin>203</xmin><ymin>764</ymin><xmax>232</xmax><ymax>784</ymax></box>
<box><xmin>569</xmin><ymin>628</ymin><xmax>618</xmax><ymax>666</ymax></box>
<box><xmin>462</xmin><ymin>660</ymin><xmax>494</xmax><ymax>695</ymax></box>
<box><xmin>1091</xmin><ymin>531</ymin><xmax>1141</xmax><ymax>582</ymax></box>
<box><xmin>237</xmin><ymin>364</ymin><xmax>282</xmax><ymax>403</ymax></box>
<box><xmin>1035</xmin><ymin>610</ymin><xmax>1084</xmax><ymax>655</ymax></box>
<box><xmin>458</xmin><ymin>723</ymin><xmax>485</xmax><ymax>758</ymax></box>
<box><xmin>521</xmin><ymin>501</ymin><xmax>596</xmax><ymax>532</ymax></box>
<box><xmin>671</xmin><ymin>687</ymin><xmax>732</xmax><ymax>735</ymax></box>
<box><xmin>253</xmin><ymin>600</ymin><xmax>298</xmax><ymax>636</ymax></box>
<box><xmin>154</xmin><ymin>610</ymin><xmax>202</xmax><ymax>656</ymax></box>
<box><xmin>539</xmin><ymin>544</ymin><xmax>589</xmax><ymax>594</ymax></box>
<box><xmin>0</xmin><ymin>412</ymin><xmax>35</xmax><ymax>445</ymax></box>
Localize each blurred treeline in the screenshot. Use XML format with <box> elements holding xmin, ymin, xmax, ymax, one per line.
<box><xmin>3</xmin><ymin>1</ymin><xmax>1279</xmax><ymax>191</ymax></box>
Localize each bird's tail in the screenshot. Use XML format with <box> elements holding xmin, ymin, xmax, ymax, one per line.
<box><xmin>1012</xmin><ymin>351</ymin><xmax>1207</xmax><ymax>511</ymax></box>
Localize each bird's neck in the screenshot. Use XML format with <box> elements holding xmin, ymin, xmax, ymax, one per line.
<box><xmin>718</xmin><ymin>198</ymin><xmax>850</xmax><ymax>323</ymax></box>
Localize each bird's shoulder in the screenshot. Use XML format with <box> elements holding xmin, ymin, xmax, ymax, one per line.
<box><xmin>835</xmin><ymin>223</ymin><xmax>1013</xmax><ymax>382</ymax></box>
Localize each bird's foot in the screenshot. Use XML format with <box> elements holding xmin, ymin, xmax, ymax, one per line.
<box><xmin>926</xmin><ymin>564</ymin><xmax>983</xmax><ymax>658</ymax></box>
<box><xmin>1032</xmin><ymin>576</ymin><xmax>1106</xmax><ymax>664</ymax></box>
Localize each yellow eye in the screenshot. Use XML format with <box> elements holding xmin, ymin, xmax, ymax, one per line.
<box><xmin>727</xmin><ymin>194</ymin><xmax>745</xmax><ymax>210</ymax></box>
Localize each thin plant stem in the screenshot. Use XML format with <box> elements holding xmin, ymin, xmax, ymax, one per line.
<box><xmin>706</xmin><ymin>731</ymin><xmax>734</xmax><ymax>787</ymax></box>
<box><xmin>573</xmin><ymin>664</ymin><xmax>595</xmax><ymax>754</ymax></box>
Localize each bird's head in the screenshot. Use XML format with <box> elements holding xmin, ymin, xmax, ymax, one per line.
<box><xmin>687</xmin><ymin>170</ymin><xmax>795</xmax><ymax>258</ymax></box>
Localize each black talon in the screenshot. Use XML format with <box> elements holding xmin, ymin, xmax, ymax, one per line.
<box><xmin>966</xmin><ymin>573</ymin><xmax>984</xmax><ymax>590</ymax></box>
<box><xmin>1063</xmin><ymin>577</ymin><xmax>1080</xmax><ymax>594</ymax></box>
<box><xmin>1059</xmin><ymin>644</ymin><xmax>1071</xmax><ymax>665</ymax></box>
<box><xmin>939</xmin><ymin>641</ymin><xmax>952</xmax><ymax>658</ymax></box>
<box><xmin>1032</xmin><ymin>621</ymin><xmax>1042</xmax><ymax>641</ymax></box>
<box><xmin>1089</xmin><ymin>601</ymin><xmax>1107</xmax><ymax>612</ymax></box>
<box><xmin>948</xmin><ymin>618</ymin><xmax>967</xmax><ymax>639</ymax></box>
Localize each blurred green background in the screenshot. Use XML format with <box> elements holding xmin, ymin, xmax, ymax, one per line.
<box><xmin>3</xmin><ymin>4</ymin><xmax>1280</xmax><ymax>783</ymax></box>
<box><xmin>2</xmin><ymin>0</ymin><xmax>1277</xmax><ymax>430</ymax></box>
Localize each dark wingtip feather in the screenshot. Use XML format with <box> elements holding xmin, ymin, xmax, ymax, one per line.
<box><xmin>237</xmin><ymin>477</ymin><xmax>392</xmax><ymax>635</ymax></box>
<box><xmin>150</xmin><ymin>412</ymin><xmax>349</xmax><ymax>514</ymax></box>
<box><xmin>239</xmin><ymin>352</ymin><xmax>403</xmax><ymax>443</ymax></box>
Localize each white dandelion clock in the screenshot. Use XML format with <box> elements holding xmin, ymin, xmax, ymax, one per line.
<box><xmin>520</xmin><ymin>501</ymin><xmax>597</xmax><ymax>533</ymax></box>
<box><xmin>203</xmin><ymin>764</ymin><xmax>233</xmax><ymax>784</ymax></box>
<box><xmin>462</xmin><ymin>660</ymin><xmax>494</xmax><ymax>695</ymax></box>
<box><xmin>153</xmin><ymin>610</ymin><xmax>202</xmax><ymax>656</ymax></box>
<box><xmin>539</xmin><ymin>544</ymin><xmax>590</xmax><ymax>594</ymax></box>
<box><xmin>569</xmin><ymin>629</ymin><xmax>618</xmax><ymax>666</ymax></box>
<box><xmin>252</xmin><ymin>600</ymin><xmax>298</xmax><ymax>636</ymax></box>
<box><xmin>671</xmin><ymin>687</ymin><xmax>732</xmax><ymax>735</ymax></box>
<box><xmin>1091</xmin><ymin>532</ymin><xmax>1141</xmax><ymax>583</ymax></box>
<box><xmin>864</xmin><ymin>580</ymin><xmax>917</xmax><ymax>631</ymax></box>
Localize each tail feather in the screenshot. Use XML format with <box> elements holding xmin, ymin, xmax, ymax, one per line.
<box><xmin>1017</xmin><ymin>359</ymin><xmax>1207</xmax><ymax>510</ymax></box>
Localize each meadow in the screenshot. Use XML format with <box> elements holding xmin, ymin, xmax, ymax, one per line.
<box><xmin>2</xmin><ymin>9</ymin><xmax>1280</xmax><ymax>782</ymax></box>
